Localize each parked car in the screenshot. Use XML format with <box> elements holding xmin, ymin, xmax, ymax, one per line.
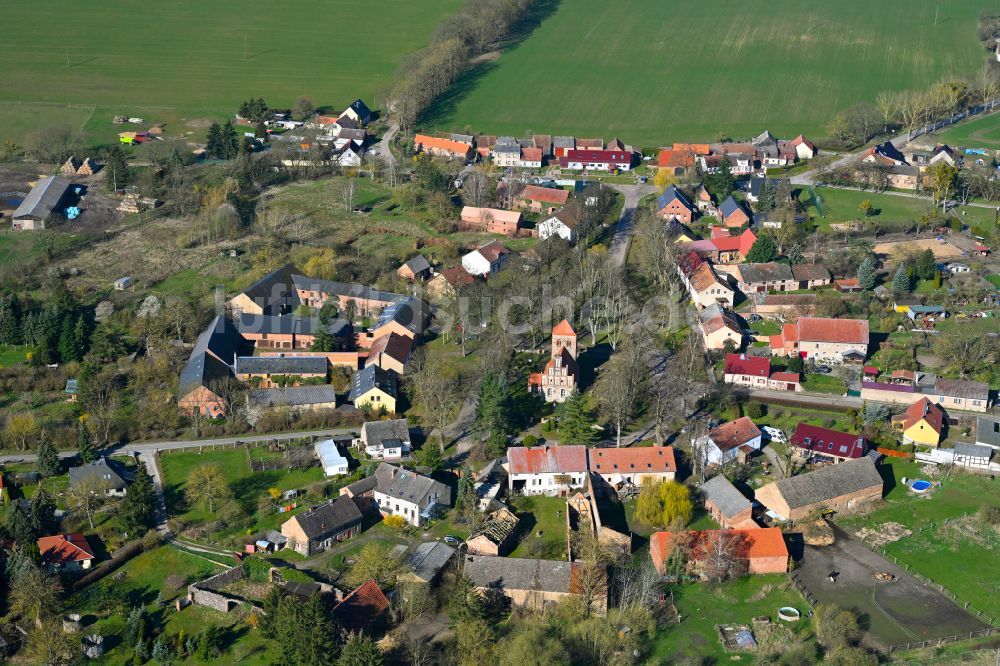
<box><xmin>443</xmin><ymin>535</ymin><xmax>461</xmax><ymax>546</ymax></box>
<box><xmin>814</xmin><ymin>365</ymin><xmax>832</xmax><ymax>374</ymax></box>
<box><xmin>762</xmin><ymin>426</ymin><xmax>786</xmax><ymax>444</ymax></box>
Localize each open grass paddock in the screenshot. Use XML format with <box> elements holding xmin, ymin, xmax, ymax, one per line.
<box><xmin>0</xmin><ymin>0</ymin><xmax>462</xmax><ymax>145</ymax></box>
<box><xmin>423</xmin><ymin>0</ymin><xmax>986</xmax><ymax>144</ymax></box>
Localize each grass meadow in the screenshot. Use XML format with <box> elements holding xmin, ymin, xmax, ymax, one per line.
<box><xmin>0</xmin><ymin>0</ymin><xmax>463</xmax><ymax>145</ymax></box>
<box><xmin>927</xmin><ymin>112</ymin><xmax>1000</xmax><ymax>150</ymax></box>
<box><xmin>423</xmin><ymin>0</ymin><xmax>986</xmax><ymax>144</ymax></box>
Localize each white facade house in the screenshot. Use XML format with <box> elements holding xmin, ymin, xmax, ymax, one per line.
<box><xmin>947</xmin><ymin>262</ymin><xmax>971</xmax><ymax>274</ymax></box>
<box><xmin>462</xmin><ymin>241</ymin><xmax>508</xmax><ymax>277</ymax></box>
<box><xmin>538</xmin><ymin>209</ymin><xmax>579</xmax><ymax>242</ymax></box>
<box><xmin>315</xmin><ymin>439</ymin><xmax>349</xmax><ymax>476</ymax></box>
<box><xmin>358</xmin><ymin>419</ymin><xmax>411</xmax><ymax>460</ymax></box>
<box><xmin>506</xmin><ymin>445</ymin><xmax>588</xmax><ymax>496</ymax></box>
<box><xmin>696</xmin><ymin>417</ymin><xmax>763</xmax><ymax>466</ymax></box>
<box><xmin>372</xmin><ymin>463</ymin><xmax>451</xmax><ymax>526</ymax></box>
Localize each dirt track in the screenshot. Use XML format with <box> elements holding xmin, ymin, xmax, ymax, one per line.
<box><xmin>872</xmin><ymin>238</ymin><xmax>965</xmax><ymax>260</ymax></box>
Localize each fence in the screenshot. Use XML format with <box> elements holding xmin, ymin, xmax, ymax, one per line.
<box><xmin>887</xmin><ymin>628</ymin><xmax>999</xmax><ymax>654</ymax></box>
<box><xmin>876</xmin><ymin>447</ymin><xmax>913</xmax><ymax>460</ymax></box>
<box><xmin>788</xmin><ymin>571</ymin><xmax>818</xmax><ymax>607</ymax></box>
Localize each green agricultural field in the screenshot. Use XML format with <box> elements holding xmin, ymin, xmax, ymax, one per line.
<box><xmin>423</xmin><ymin>0</ymin><xmax>986</xmax><ymax>145</ymax></box>
<box><xmin>927</xmin><ymin>111</ymin><xmax>1000</xmax><ymax>150</ymax></box>
<box><xmin>802</xmin><ymin>186</ymin><xmax>933</xmax><ymax>230</ymax></box>
<box><xmin>0</xmin><ymin>0</ymin><xmax>463</xmax><ymax>146</ymax></box>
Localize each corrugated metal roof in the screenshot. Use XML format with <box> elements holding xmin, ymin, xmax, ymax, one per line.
<box><xmin>14</xmin><ymin>176</ymin><xmax>70</xmax><ymax>221</ymax></box>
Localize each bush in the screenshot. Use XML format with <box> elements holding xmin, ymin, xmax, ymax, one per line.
<box><xmin>746</xmin><ymin>401</ymin><xmax>765</xmax><ymax>419</ymax></box>
<box><xmin>522</xmin><ymin>435</ymin><xmax>538</xmax><ymax>447</ymax></box>
<box><xmin>383</xmin><ymin>515</ymin><xmax>406</xmax><ymax>529</ymax></box>
<box><xmin>980</xmin><ymin>505</ymin><xmax>1000</xmax><ymax>526</ymax></box>
<box><xmin>243</xmin><ymin>556</ymin><xmax>271</xmax><ymax>583</ymax></box>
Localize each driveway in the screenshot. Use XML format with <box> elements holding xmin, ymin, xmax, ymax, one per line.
<box><xmin>795</xmin><ymin>524</ymin><xmax>988</xmax><ymax>651</ymax></box>
<box><xmin>606</xmin><ymin>183</ymin><xmax>657</xmax><ymax>267</ymax></box>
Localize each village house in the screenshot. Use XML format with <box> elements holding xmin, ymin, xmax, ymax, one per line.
<box><xmin>718</xmin><ymin>196</ymin><xmax>751</xmax><ymax>227</ymax></box>
<box><xmin>357</xmin><ymin>418</ymin><xmax>411</xmax><ymax>460</ymax></box>
<box><xmin>559</xmin><ymin>149</ymin><xmax>633</xmax><ymax>171</ymax></box>
<box><xmin>491</xmin><ymin>137</ymin><xmax>521</xmax><ymax>167</ymax></box>
<box><xmin>462</xmin><ymin>240</ymin><xmax>510</xmax><ymax>277</ymax></box>
<box><xmin>538</xmin><ymin>206</ymin><xmax>582</xmax><ymax>242</ymax></box>
<box><xmin>38</xmin><ymin>533</ymin><xmax>96</xmax><ymax>572</ymax></box>
<box><xmin>681</xmin><ymin>259</ymin><xmax>736</xmax><ymax>309</ymax></box>
<box><xmin>699</xmin><ymin>475</ymin><xmax>754</xmax><ymax>529</ymax></box>
<box><xmin>790</xmin><ymin>424</ymin><xmax>868</xmax><ymax>464</ymax></box>
<box><xmin>791</xmin><ymin>264</ymin><xmax>832</xmax><ymax>289</ymax></box>
<box><xmin>234</xmin><ymin>355</ymin><xmax>328</xmax><ymax>388</ymax></box>
<box><xmin>656</xmin><ymin>147</ymin><xmax>699</xmax><ymax>175</ymax></box>
<box><xmin>527</xmin><ymin>320</ymin><xmax>578</xmax><ymax>403</ymax></box>
<box><xmin>364</xmin><ymin>331</ymin><xmax>412</xmax><ymax>375</ymax></box>
<box><xmin>862</xmin><ymin>141</ymin><xmax>908</xmax><ymax>166</ymax></box>
<box><xmin>767</xmin><ymin>371</ymin><xmax>802</xmax><ymax>392</ymax></box>
<box><xmin>519</xmin><ymin>146</ymin><xmax>543</xmax><ymax>168</ymax></box>
<box><xmin>751</xmin><ymin>293</ymin><xmax>816</xmax><ymax>318</ymax></box>
<box><xmin>227</xmin><ymin>264</ymin><xmax>301</xmax><ymax>316</ymax></box>
<box><xmin>341</xmin><ymin>99</ymin><xmax>373</xmax><ymax>126</ymax></box>
<box><xmin>459</xmin><ymin>206</ymin><xmax>523</xmax><ymax>236</ymax></box>
<box><xmin>11</xmin><ymin>175</ymin><xmax>71</xmax><ymax>231</ymax></box>
<box><xmin>891</xmin><ymin>397</ymin><xmax>945</xmax><ymax>446</ymax></box>
<box><xmin>552</xmin><ymin>136</ymin><xmax>575</xmax><ymax>157</ymax></box>
<box><xmin>236</xmin><ymin>313</ymin><xmax>352</xmax><ymax>351</ymax></box>
<box><xmin>697</xmin><ymin>417</ymin><xmax>763</xmax><ymax>467</ymax></box>
<box><xmin>68</xmin><ymin>458</ymin><xmax>135</xmax><ymax>497</ymax></box>
<box><xmin>931</xmin><ymin>379</ymin><xmax>990</xmax><ymax>413</ymax></box>
<box><xmin>755</xmin><ymin>457</ymin><xmax>883</xmax><ymax>521</ymax></box>
<box><xmin>466</xmin><ymin>506</ymin><xmax>519</xmax><ymax>556</ymax></box>
<box><xmin>507</xmin><ymin>445</ymin><xmax>588</xmax><ymax>496</ymax></box>
<box><xmin>884</xmin><ymin>165</ymin><xmax>920</xmax><ymax>190</ymax></box>
<box><xmin>514</xmin><ymin>184</ymin><xmax>569</xmax><ymax>215</ymax></box>
<box><xmin>769</xmin><ymin>317</ymin><xmax>869</xmax><ymax>363</ymax></box>
<box><xmin>414</xmin><ymin>134</ymin><xmax>473</xmax><ymax>160</ymax></box>
<box><xmin>588</xmin><ymin>447</ymin><xmax>677</xmax><ymax>488</ymax></box>
<box><xmin>723</xmin><ymin>353</ymin><xmax>770</xmax><ymax>389</ymax></box>
<box><xmin>976</xmin><ymin>417</ymin><xmax>1000</xmax><ymax>450</ymax></box>
<box><xmin>315</xmin><ymin>438</ymin><xmax>350</xmax><ymax>476</ymax></box>
<box><xmin>426</xmin><ymin>265</ymin><xmax>476</xmax><ymax>299</ymax></box>
<box><xmin>745</xmin><ymin>177</ymin><xmax>782</xmax><ymax>204</ymax></box>
<box><xmin>369</xmin><ymin>296</ymin><xmax>428</xmax><ymax>341</ymax></box>
<box><xmin>792</xmin><ymin>135</ymin><xmax>816</xmax><ymax>160</ymax></box>
<box><xmin>177</xmin><ymin>315</ymin><xmax>242</xmax><ymax>417</ymax></box>
<box><xmin>280</xmin><ymin>495</ymin><xmax>363</xmax><ymax>556</ymax></box>
<box><xmin>697</xmin><ymin>303</ymin><xmax>743</xmax><ymax>351</ymax></box>
<box><xmin>398</xmin><ymin>255</ymin><xmax>432</xmax><ymax>281</ymax></box>
<box><xmin>656</xmin><ymin>185</ymin><xmax>695</xmax><ymax>223</ymax></box>
<box><xmin>248</xmin><ymin>385</ymin><xmax>338</xmax><ymax>413</ymax></box>
<box><xmin>400</xmin><ymin>541</ymin><xmax>456</xmax><ymax>585</ymax></box>
<box><xmin>291</xmin><ymin>275</ymin><xmax>405</xmax><ymax>318</ymax></box>
<box><xmin>372</xmin><ymin>462</ymin><xmax>451</xmax><ymax>526</ymax></box>
<box><xmin>348</xmin><ymin>365</ymin><xmax>397</xmax><ymax>413</ymax></box>
<box><xmin>686</xmin><ymin>229</ymin><xmax>758</xmax><ymax>264</ymax></box>
<box><xmin>954</xmin><ymin>443</ymin><xmax>993</xmax><ymax>470</ymax></box>
<box><xmin>463</xmin><ymin>555</ymin><xmax>607</xmax><ymax>614</ymax></box>
<box><xmin>695</xmin><ymin>184</ymin><xmax>716</xmax><ymax>213</ymax></box>
<box><xmin>734</xmin><ymin>263</ymin><xmax>798</xmax><ymax>294</ymax></box>
<box><xmin>650</xmin><ymin>527</ymin><xmax>788</xmax><ymax>578</ymax></box>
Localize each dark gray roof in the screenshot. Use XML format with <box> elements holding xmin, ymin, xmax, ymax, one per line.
<box><xmin>345</xmin><ymin>99</ymin><xmax>372</xmax><ymax>122</ymax></box>
<box><xmin>464</xmin><ymin>555</ymin><xmax>595</xmax><ymax>595</ymax></box>
<box><xmin>770</xmin><ymin>457</ymin><xmax>883</xmax><ymax>510</ymax></box>
<box><xmin>739</xmin><ymin>263</ymin><xmax>794</xmax><ymax>284</ymax></box>
<box><xmin>747</xmin><ymin>177</ymin><xmax>779</xmax><ymax>198</ymax></box>
<box><xmin>249</xmin><ymin>385</ymin><xmax>337</xmax><ymax>408</ymax></box>
<box><xmin>337</xmin><ymin>128</ymin><xmax>367</xmax><ymax>142</ymax></box>
<box><xmin>373</xmin><ymin>463</ymin><xmax>451</xmax><ymax>506</ymax></box>
<box><xmin>976</xmin><ymin>417</ymin><xmax>1000</xmax><ymax>449</ymax></box>
<box><xmin>720</xmin><ymin>195</ymin><xmax>748</xmax><ymax>220</ymax></box>
<box><xmin>237</xmin><ymin>264</ymin><xmax>301</xmax><ymax>315</ymax></box>
<box><xmin>404</xmin><ymin>255</ymin><xmax>431</xmax><ymax>275</ymax></box>
<box><xmin>374</xmin><ymin>296</ymin><xmax>427</xmax><ymax>335</ymax></box>
<box><xmin>236</xmin><ymin>313</ymin><xmax>350</xmax><ymax>337</ymax></box>
<box><xmin>406</xmin><ymin>541</ymin><xmax>456</xmax><ymax>582</ymax></box>
<box><xmin>362</xmin><ymin>419</ymin><xmax>410</xmax><ymax>447</ymax></box>
<box><xmin>192</xmin><ymin>315</ymin><xmax>242</xmax><ymax>364</ymax></box>
<box><xmin>68</xmin><ymin>458</ymin><xmax>134</xmax><ymax>491</ymax></box>
<box><xmin>14</xmin><ymin>176</ymin><xmax>70</xmax><ymax>221</ymax></box>
<box><xmin>955</xmin><ymin>443</ymin><xmax>992</xmax><ymax>459</ymax></box>
<box><xmin>235</xmin><ymin>356</ymin><xmax>328</xmax><ymax>375</ymax></box>
<box><xmin>934</xmin><ymin>379</ymin><xmax>989</xmax><ymax>401</ymax></box>
<box><xmin>343</xmin><ymin>475</ymin><xmax>378</xmax><ymax>496</ymax></box>
<box><xmin>553</xmin><ymin>136</ymin><xmax>575</xmax><ymax>149</ymax></box>
<box><xmin>178</xmin><ymin>351</ymin><xmax>234</xmax><ymax>398</ymax></box>
<box><xmin>290</xmin><ymin>495</ymin><xmax>362</xmax><ymax>539</ymax></box>
<box><xmin>656</xmin><ymin>185</ymin><xmax>693</xmax><ymax>211</ymax></box>
<box><xmin>290</xmin><ymin>275</ymin><xmax>404</xmax><ymax>305</ymax></box>
<box><xmin>348</xmin><ymin>365</ymin><xmax>397</xmax><ymax>401</ymax></box>
<box><xmin>791</xmin><ymin>264</ymin><xmax>831</xmax><ymax>282</ymax></box>
<box><xmin>700</xmin><ymin>474</ymin><xmax>751</xmax><ymax>519</ymax></box>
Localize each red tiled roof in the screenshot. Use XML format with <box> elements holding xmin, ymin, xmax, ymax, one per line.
<box><xmin>37</xmin><ymin>533</ymin><xmax>95</xmax><ymax>566</ymax></box>
<box><xmin>439</xmin><ymin>265</ymin><xmax>474</xmax><ymax>288</ymax></box>
<box><xmin>576</xmin><ymin>138</ymin><xmax>604</xmax><ymax>150</ymax></box>
<box><xmin>770</xmin><ymin>371</ymin><xmax>800</xmax><ymax>383</ymax></box>
<box><xmin>725</xmin><ymin>353</ymin><xmax>770</xmax><ymax>378</ymax></box>
<box><xmin>368</xmin><ymin>331</ymin><xmax>412</xmax><ymax>364</ymax></box>
<box><xmin>792</xmin><ymin>135</ymin><xmax>815</xmax><ymax>150</ymax></box>
<box><xmin>508</xmin><ymin>445</ymin><xmax>588</xmax><ymax>475</ymax></box>
<box><xmin>415</xmin><ymin>134</ymin><xmax>471</xmax><ymax>155</ymax></box>
<box><xmin>707</xmin><ymin>417</ymin><xmax>762</xmax><ymax>451</ymax></box>
<box><xmin>521</xmin><ymin>147</ymin><xmax>543</xmax><ymax>162</ymax></box>
<box><xmin>710</xmin><ymin>226</ymin><xmax>731</xmax><ymax>239</ymax></box>
<box><xmin>589</xmin><ymin>446</ymin><xmax>677</xmax><ymax>474</ymax></box>
<box><xmin>689</xmin><ymin>262</ymin><xmax>726</xmax><ymax>292</ymax></box>
<box><xmin>552</xmin><ymin>319</ymin><xmax>576</xmax><ymax>336</ymax></box>
<box><xmin>796</xmin><ymin>317</ymin><xmax>868</xmax><ymax>344</ymax></box>
<box><xmin>560</xmin><ymin>150</ymin><xmax>631</xmax><ymax>165</ymax></box>
<box><xmin>710</xmin><ymin>229</ymin><xmax>757</xmax><ymax>255</ymax></box>
<box><xmin>863</xmin><ymin>365</ymin><xmax>879</xmax><ymax>375</ymax></box>
<box><xmin>651</xmin><ymin>527</ymin><xmax>788</xmax><ymax>568</ymax></box>
<box><xmin>476</xmin><ymin>240</ymin><xmax>509</xmax><ymax>263</ymax></box>
<box><xmin>895</xmin><ymin>397</ymin><xmax>944</xmax><ymax>434</ymax></box>
<box><xmin>672</xmin><ymin>143</ymin><xmax>711</xmax><ymax>155</ymax></box>
<box><xmin>790</xmin><ymin>424</ymin><xmax>867</xmax><ymax>459</ymax></box>
<box><xmin>333</xmin><ymin>579</ymin><xmax>389</xmax><ymax>632</ymax></box>
<box><xmin>657</xmin><ymin>149</ymin><xmax>697</xmax><ymax>169</ymax></box>
<box><xmin>518</xmin><ymin>185</ymin><xmax>569</xmax><ymax>205</ymax></box>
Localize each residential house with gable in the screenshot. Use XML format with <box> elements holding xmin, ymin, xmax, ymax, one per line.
<box><xmin>280</xmin><ymin>495</ymin><xmax>363</xmax><ymax>556</ymax></box>
<box><xmin>460</xmin><ymin>206</ymin><xmax>523</xmax><ymax>236</ymax></box>
<box><xmin>891</xmin><ymin>397</ymin><xmax>945</xmax><ymax>446</ymax></box>
<box><xmin>656</xmin><ymin>185</ymin><xmax>695</xmax><ymax>223</ymax></box>
<box><xmin>372</xmin><ymin>462</ymin><xmax>451</xmax><ymax>526</ymax></box>
<box><xmin>719</xmin><ymin>196</ymin><xmax>751</xmax><ymax>227</ymax></box>
<box><xmin>515</xmin><ymin>184</ymin><xmax>569</xmax><ymax>215</ymax></box>
<box><xmin>699</xmin><ymin>475</ymin><xmax>754</xmax><ymax>529</ymax></box>
<box><xmin>462</xmin><ymin>240</ymin><xmax>510</xmax><ymax>277</ymax></box>
<box><xmin>177</xmin><ymin>315</ymin><xmax>242</xmax><ymax>417</ymax></box>
<box><xmin>538</xmin><ymin>206</ymin><xmax>581</xmax><ymax>242</ymax></box>
<box><xmin>414</xmin><ymin>134</ymin><xmax>473</xmax><ymax>160</ymax></box>
<box><xmin>790</xmin><ymin>424</ymin><xmax>868</xmax><ymax>463</ymax></box>
<box><xmin>507</xmin><ymin>445</ymin><xmax>588</xmax><ymax>496</ymax></box>
<box><xmin>755</xmin><ymin>457</ymin><xmax>883</xmax><ymax>521</ymax></box>
<box><xmin>357</xmin><ymin>418</ymin><xmax>411</xmax><ymax>460</ymax></box>
<box><xmin>697</xmin><ymin>303</ymin><xmax>743</xmax><ymax>351</ymax></box>
<box><xmin>588</xmin><ymin>447</ymin><xmax>677</xmax><ymax>488</ymax></box>
<box><xmin>696</xmin><ymin>417</ymin><xmax>763</xmax><ymax>466</ymax></box>
<box><xmin>734</xmin><ymin>263</ymin><xmax>798</xmax><ymax>294</ymax></box>
<box><xmin>348</xmin><ymin>364</ymin><xmax>397</xmax><ymax>413</ymax></box>
<box><xmin>769</xmin><ymin>317</ymin><xmax>869</xmax><ymax>363</ymax></box>
<box><xmin>559</xmin><ymin>149</ymin><xmax>633</xmax><ymax>171</ymax></box>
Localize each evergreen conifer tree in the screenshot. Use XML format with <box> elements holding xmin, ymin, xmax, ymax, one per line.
<box><xmin>119</xmin><ymin>461</ymin><xmax>156</xmax><ymax>536</ymax></box>
<box><xmin>892</xmin><ymin>265</ymin><xmax>911</xmax><ymax>293</ymax></box>
<box><xmin>36</xmin><ymin>431</ymin><xmax>62</xmax><ymax>477</ymax></box>
<box><xmin>558</xmin><ymin>389</ymin><xmax>597</xmax><ymax>444</ymax></box>
<box><xmin>857</xmin><ymin>255</ymin><xmax>877</xmax><ymax>291</ymax></box>
<box><xmin>77</xmin><ymin>424</ymin><xmax>96</xmax><ymax>464</ymax></box>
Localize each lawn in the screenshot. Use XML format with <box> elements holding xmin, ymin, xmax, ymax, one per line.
<box><xmin>649</xmin><ymin>575</ymin><xmax>811</xmax><ymax>664</ymax></box>
<box><xmin>927</xmin><ymin>111</ymin><xmax>1000</xmax><ymax>151</ymax></box>
<box><xmin>802</xmin><ymin>186</ymin><xmax>933</xmax><ymax>230</ymax></box>
<box><xmin>508</xmin><ymin>494</ymin><xmax>568</xmax><ymax>559</ymax></box>
<box><xmin>0</xmin><ymin>345</ymin><xmax>28</xmax><ymax>369</ymax></box>
<box><xmin>798</xmin><ymin>372</ymin><xmax>848</xmax><ymax>395</ymax></box>
<box><xmin>0</xmin><ymin>0</ymin><xmax>464</xmax><ymax>146</ymax></box>
<box><xmin>421</xmin><ymin>0</ymin><xmax>986</xmax><ymax>144</ymax></box>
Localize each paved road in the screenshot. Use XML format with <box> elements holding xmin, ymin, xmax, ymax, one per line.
<box><xmin>607</xmin><ymin>183</ymin><xmax>657</xmax><ymax>267</ymax></box>
<box><xmin>748</xmin><ymin>387</ymin><xmax>862</xmax><ymax>410</ymax></box>
<box><xmin>372</xmin><ymin>121</ymin><xmax>399</xmax><ymax>169</ymax></box>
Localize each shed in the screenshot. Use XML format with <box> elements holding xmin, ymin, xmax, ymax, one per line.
<box><xmin>315</xmin><ymin>439</ymin><xmax>349</xmax><ymax>476</ymax></box>
<box><xmin>954</xmin><ymin>443</ymin><xmax>992</xmax><ymax>469</ymax></box>
<box><xmin>114</xmin><ymin>277</ymin><xmax>133</xmax><ymax>290</ymax></box>
<box><xmin>400</xmin><ymin>541</ymin><xmax>455</xmax><ymax>584</ymax></box>
<box><xmin>12</xmin><ymin>176</ymin><xmax>71</xmax><ymax>230</ymax></box>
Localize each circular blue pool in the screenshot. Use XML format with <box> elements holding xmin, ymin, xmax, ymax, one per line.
<box><xmin>911</xmin><ymin>480</ymin><xmax>932</xmax><ymax>492</ymax></box>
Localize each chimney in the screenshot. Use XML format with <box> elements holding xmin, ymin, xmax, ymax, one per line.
<box><xmin>740</xmin><ymin>353</ymin><xmax>746</xmax><ymax>360</ymax></box>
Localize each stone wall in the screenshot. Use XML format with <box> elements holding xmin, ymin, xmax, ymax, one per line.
<box><xmin>188</xmin><ymin>565</ymin><xmax>246</xmax><ymax>613</ymax></box>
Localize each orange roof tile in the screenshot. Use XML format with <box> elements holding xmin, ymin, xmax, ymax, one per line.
<box><xmin>897</xmin><ymin>397</ymin><xmax>944</xmax><ymax>434</ymax></box>
<box><xmin>518</xmin><ymin>185</ymin><xmax>569</xmax><ymax>205</ymax></box>
<box><xmin>508</xmin><ymin>445</ymin><xmax>588</xmax><ymax>474</ymax></box>
<box><xmin>37</xmin><ymin>533</ymin><xmax>95</xmax><ymax>566</ymax></box>
<box><xmin>651</xmin><ymin>527</ymin><xmax>788</xmax><ymax>568</ymax></box>
<box><xmin>796</xmin><ymin>317</ymin><xmax>868</xmax><ymax>344</ymax></box>
<box><xmin>552</xmin><ymin>319</ymin><xmax>576</xmax><ymax>336</ymax></box>
<box><xmin>588</xmin><ymin>446</ymin><xmax>676</xmax><ymax>474</ymax></box>
<box><xmin>333</xmin><ymin>579</ymin><xmax>389</xmax><ymax>632</ymax></box>
<box><xmin>414</xmin><ymin>134</ymin><xmax>472</xmax><ymax>155</ymax></box>
<box><xmin>671</xmin><ymin>143</ymin><xmax>711</xmax><ymax>155</ymax></box>
<box><xmin>707</xmin><ymin>417</ymin><xmax>762</xmax><ymax>451</ymax></box>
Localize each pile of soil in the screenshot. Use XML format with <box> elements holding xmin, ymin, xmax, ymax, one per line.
<box><xmin>800</xmin><ymin>518</ymin><xmax>835</xmax><ymax>546</ymax></box>
<box><xmin>856</xmin><ymin>521</ymin><xmax>912</xmax><ymax>548</ymax></box>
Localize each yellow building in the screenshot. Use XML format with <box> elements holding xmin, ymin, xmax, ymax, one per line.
<box><xmin>348</xmin><ymin>365</ymin><xmax>398</xmax><ymax>413</ymax></box>
<box><xmin>891</xmin><ymin>397</ymin><xmax>944</xmax><ymax>447</ymax></box>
